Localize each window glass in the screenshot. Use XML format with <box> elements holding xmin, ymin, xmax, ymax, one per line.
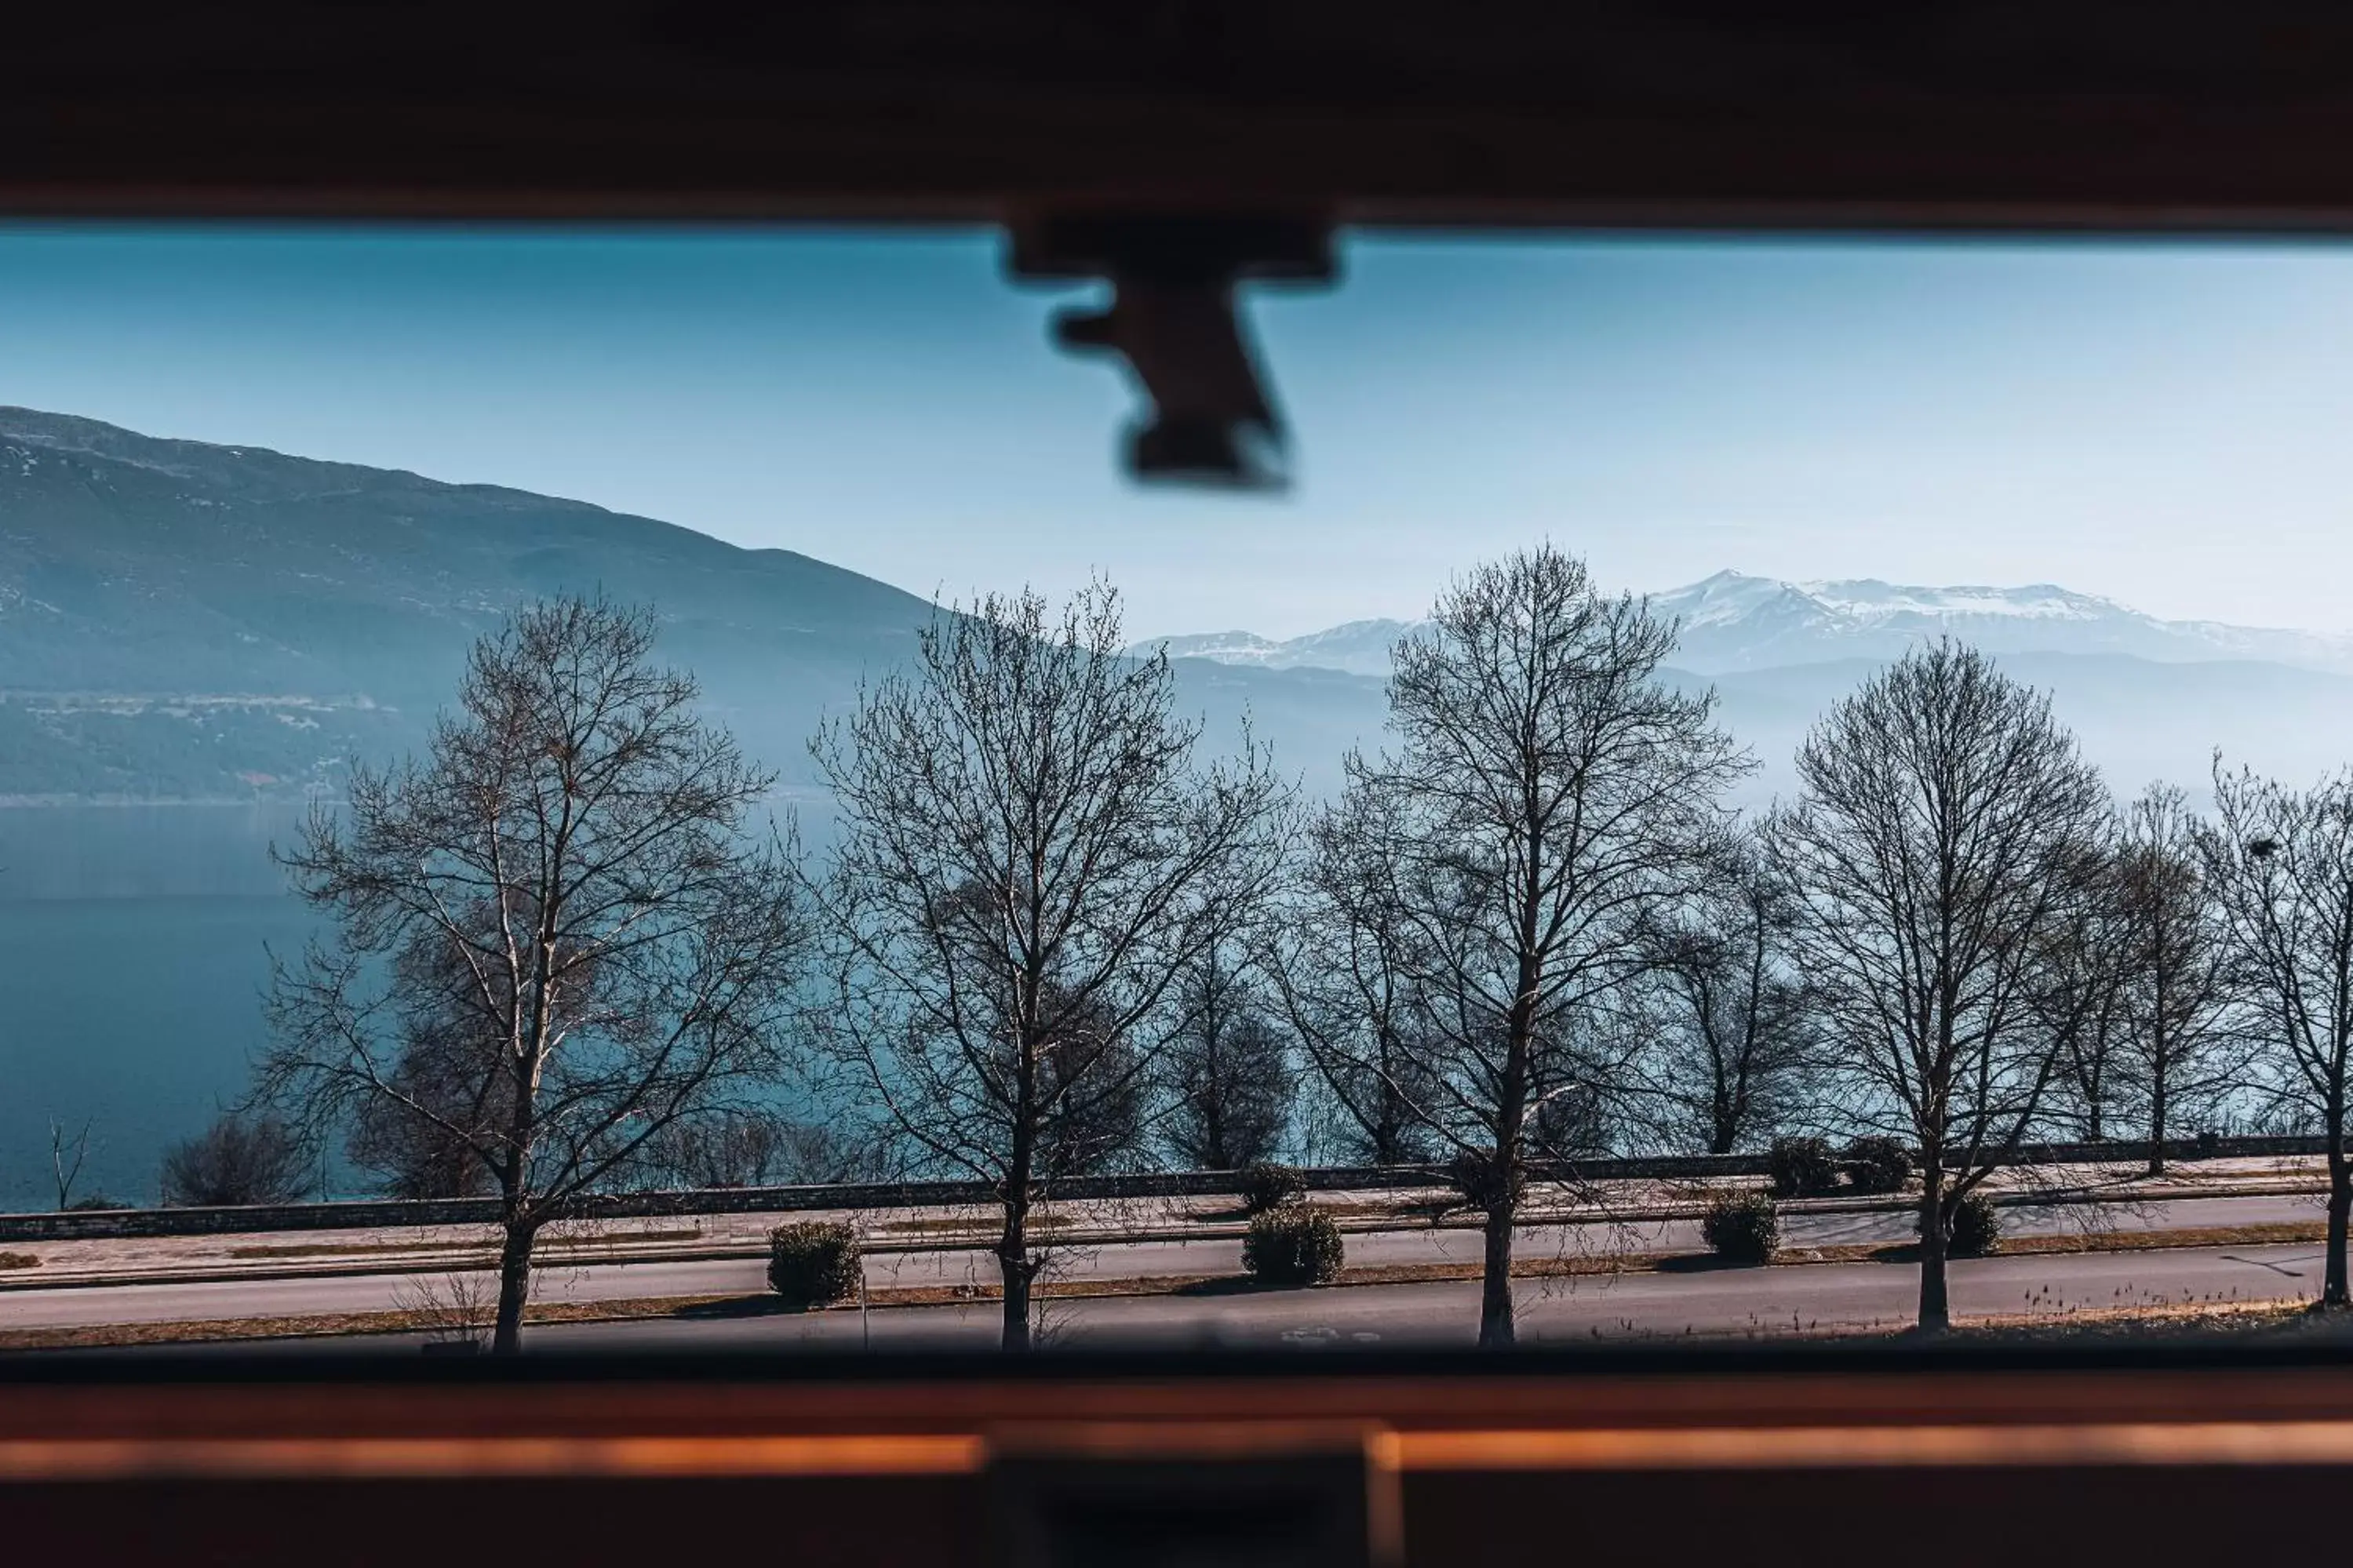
<box><xmin>2</xmin><ymin>227</ymin><xmax>2347</xmax><ymax>1355</ymax></box>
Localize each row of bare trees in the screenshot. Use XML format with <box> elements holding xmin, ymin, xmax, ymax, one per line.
<box><xmin>241</xmin><ymin>553</ymin><xmax>2353</xmax><ymax>1352</ymax></box>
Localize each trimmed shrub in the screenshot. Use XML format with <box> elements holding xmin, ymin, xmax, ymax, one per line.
<box><xmin>767</xmin><ymin>1221</ymin><xmax>861</xmax><ymax>1308</ymax></box>
<box><xmin>1946</xmin><ymin>1191</ymin><xmax>2002</xmax><ymax>1257</ymax></box>
<box><xmin>1841</xmin><ymin>1137</ymin><xmax>1914</xmax><ymax>1195</ymax></box>
<box><xmin>1238</xmin><ymin>1160</ymin><xmax>1309</xmax><ymax>1215</ymax></box>
<box><xmin>1242</xmin><ymin>1208</ymin><xmax>1346</xmax><ymax>1286</ymax></box>
<box><xmin>1766</xmin><ymin>1135</ymin><xmax>1840</xmax><ymax>1199</ymax></box>
<box><xmin>1701</xmin><ymin>1190</ymin><xmax>1781</xmax><ymax>1265</ymax></box>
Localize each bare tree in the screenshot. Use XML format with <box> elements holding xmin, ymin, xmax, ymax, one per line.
<box><xmin>2111</xmin><ymin>783</ymin><xmax>2249</xmax><ymax>1173</ymax></box>
<box><xmin>258</xmin><ymin>596</ymin><xmax>812</xmax><ymax>1353</ymax></box>
<box><xmin>1339</xmin><ymin>546</ymin><xmax>1748</xmax><ymax>1346</ymax></box>
<box><xmin>2202</xmin><ymin>762</ymin><xmax>2353</xmax><ymax>1307</ymax></box>
<box><xmin>1625</xmin><ymin>831</ymin><xmax>1816</xmax><ymax>1155</ymax></box>
<box><xmin>811</xmin><ymin>582</ymin><xmax>1289</xmax><ymax>1349</ymax></box>
<box><xmin>1163</xmin><ymin>962</ymin><xmax>1295</xmax><ymax>1170</ymax></box>
<box><xmin>644</xmin><ymin>1108</ymin><xmax>791</xmax><ymax>1188</ymax></box>
<box><xmin>344</xmin><ymin>955</ymin><xmax>511</xmax><ymax>1200</ymax></box>
<box><xmin>48</xmin><ymin>1117</ymin><xmax>93</xmax><ymax>1211</ymax></box>
<box><xmin>160</xmin><ymin>1112</ymin><xmax>309</xmax><ymax>1206</ymax></box>
<box><xmin>2033</xmin><ymin>832</ymin><xmax>2136</xmax><ymax>1144</ymax></box>
<box><xmin>1273</xmin><ymin>788</ymin><xmax>1441</xmax><ymax>1166</ymax></box>
<box><xmin>1769</xmin><ymin>642</ymin><xmax>2109</xmax><ymax>1331</ymax></box>
<box><xmin>1034</xmin><ymin>986</ymin><xmax>1155</xmax><ymax>1176</ymax></box>
<box><xmin>643</xmin><ymin>1108</ymin><xmax>884</xmax><ymax>1188</ymax></box>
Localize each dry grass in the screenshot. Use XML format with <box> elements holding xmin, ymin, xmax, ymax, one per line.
<box><xmin>0</xmin><ymin>1291</ymin><xmax>780</xmax><ymax>1352</ymax></box>
<box><xmin>1287</xmin><ymin>1198</ymin><xmax>1459</xmax><ymax>1222</ymax></box>
<box><xmin>227</xmin><ymin>1239</ymin><xmax>492</xmax><ymax>1261</ymax></box>
<box><xmin>1954</xmin><ymin>1299</ymin><xmax>2322</xmax><ymax>1342</ymax></box>
<box><xmin>226</xmin><ymin>1227</ymin><xmax>704</xmax><ymax>1261</ymax></box>
<box><xmin>871</xmin><ymin>1214</ymin><xmax>1073</xmax><ymax>1237</ymax></box>
<box><xmin>0</xmin><ymin>1252</ymin><xmax>38</xmax><ymax>1272</ymax></box>
<box><xmin>1782</xmin><ymin>1218</ymin><xmax>2327</xmax><ymax>1266</ymax></box>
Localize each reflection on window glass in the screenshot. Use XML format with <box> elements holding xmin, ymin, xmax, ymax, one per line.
<box><xmin>2</xmin><ymin>227</ymin><xmax>2351</xmax><ymax>1355</ymax></box>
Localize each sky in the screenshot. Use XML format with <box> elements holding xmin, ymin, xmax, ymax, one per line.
<box><xmin>2</xmin><ymin>224</ymin><xmax>2351</xmax><ymax>639</ymax></box>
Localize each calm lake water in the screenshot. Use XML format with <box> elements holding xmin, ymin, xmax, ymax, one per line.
<box><xmin>0</xmin><ymin>802</ymin><xmax>859</xmax><ymax>1210</ymax></box>
<box><xmin>0</xmin><ymin>894</ymin><xmax>324</xmax><ymax>1209</ymax></box>
<box><xmin>0</xmin><ymin>806</ymin><xmax>323</xmax><ymax>1207</ymax></box>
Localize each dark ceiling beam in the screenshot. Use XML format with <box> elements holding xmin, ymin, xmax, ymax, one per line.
<box><xmin>13</xmin><ymin>4</ymin><xmax>2353</xmax><ymax>231</ymax></box>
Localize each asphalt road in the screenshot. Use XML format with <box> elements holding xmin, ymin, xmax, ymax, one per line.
<box><xmin>0</xmin><ymin>1189</ymin><xmax>2326</xmax><ymax>1344</ymax></box>
<box><xmin>534</xmin><ymin>1240</ymin><xmax>2322</xmax><ymax>1351</ymax></box>
<box><xmin>78</xmin><ymin>1240</ymin><xmax>2324</xmax><ymax>1357</ymax></box>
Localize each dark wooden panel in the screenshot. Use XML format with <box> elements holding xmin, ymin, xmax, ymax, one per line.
<box><xmin>13</xmin><ymin>3</ymin><xmax>2353</xmax><ymax>228</ymax></box>
<box><xmin>0</xmin><ymin>1475</ymin><xmax>983</xmax><ymax>1566</ymax></box>
<box><xmin>13</xmin><ymin>1349</ymin><xmax>2353</xmax><ymax>1440</ymax></box>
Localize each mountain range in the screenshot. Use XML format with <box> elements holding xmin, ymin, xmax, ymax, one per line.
<box><xmin>6</xmin><ymin>404</ymin><xmax>2353</xmax><ymax>846</ymax></box>
<box><xmin>1139</xmin><ymin>572</ymin><xmax>2353</xmax><ymax>679</ymax></box>
<box><xmin>0</xmin><ymin>406</ymin><xmax>1375</xmax><ymax>824</ymax></box>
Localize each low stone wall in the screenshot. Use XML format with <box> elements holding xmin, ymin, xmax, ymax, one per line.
<box><xmin>0</xmin><ymin>1135</ymin><xmax>2323</xmax><ymax>1244</ymax></box>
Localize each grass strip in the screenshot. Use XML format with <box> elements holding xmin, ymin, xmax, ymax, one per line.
<box><xmin>226</xmin><ymin>1228</ymin><xmax>704</xmax><ymax>1261</ymax></box>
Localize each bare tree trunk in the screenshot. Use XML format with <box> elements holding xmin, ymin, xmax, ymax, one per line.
<box><xmin>2146</xmin><ymin>1073</ymin><xmax>2169</xmax><ymax>1178</ymax></box>
<box><xmin>491</xmin><ymin>1220</ymin><xmax>537</xmax><ymax>1355</ymax></box>
<box><xmin>2326</xmin><ymin>1131</ymin><xmax>2351</xmax><ymax>1311</ymax></box>
<box><xmin>1478</xmin><ymin>1202</ymin><xmax>1516</xmax><ymax>1348</ymax></box>
<box><xmin>1916</xmin><ymin>1165</ymin><xmax>1951</xmax><ymax>1333</ymax></box>
<box><xmin>1000</xmin><ymin>1202</ymin><xmax>1033</xmax><ymax>1352</ymax></box>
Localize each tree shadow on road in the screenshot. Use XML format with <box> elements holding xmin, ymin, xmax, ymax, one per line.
<box><xmin>1169</xmin><ymin>1275</ymin><xmax>1284</xmax><ymax>1297</ymax></box>
<box><xmin>669</xmin><ymin>1293</ymin><xmax>802</xmax><ymax>1319</ymax></box>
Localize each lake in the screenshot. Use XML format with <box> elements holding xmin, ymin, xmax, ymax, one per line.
<box><xmin>0</xmin><ymin>894</ymin><xmax>323</xmax><ymax>1209</ymax></box>
<box><xmin>0</xmin><ymin>803</ymin><xmax>851</xmax><ymax>1209</ymax></box>
<box><xmin>0</xmin><ymin>806</ymin><xmax>314</xmax><ymax>1205</ymax></box>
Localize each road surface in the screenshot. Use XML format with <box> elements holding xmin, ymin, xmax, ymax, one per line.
<box><xmin>0</xmin><ymin>1188</ymin><xmax>2326</xmax><ymax>1346</ymax></box>
<box><xmin>66</xmin><ymin>1240</ymin><xmax>2324</xmax><ymax>1355</ymax></box>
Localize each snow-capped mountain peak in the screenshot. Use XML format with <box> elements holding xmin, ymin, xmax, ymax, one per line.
<box><xmin>1142</xmin><ymin>572</ymin><xmax>2353</xmax><ymax>678</ymax></box>
<box><xmin>1792</xmin><ymin>578</ymin><xmax>2122</xmax><ymax>623</ymax></box>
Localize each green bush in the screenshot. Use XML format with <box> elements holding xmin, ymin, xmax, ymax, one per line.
<box><xmin>767</xmin><ymin>1221</ymin><xmax>861</xmax><ymax>1308</ymax></box>
<box><xmin>1945</xmin><ymin>1191</ymin><xmax>2002</xmax><ymax>1257</ymax></box>
<box><xmin>1700</xmin><ymin>1190</ymin><xmax>1781</xmax><ymax>1265</ymax></box>
<box><xmin>1238</xmin><ymin>1161</ymin><xmax>1308</xmax><ymax>1215</ymax></box>
<box><xmin>1841</xmin><ymin>1137</ymin><xmax>1914</xmax><ymax>1195</ymax></box>
<box><xmin>1766</xmin><ymin>1136</ymin><xmax>1840</xmax><ymax>1198</ymax></box>
<box><xmin>1242</xmin><ymin>1208</ymin><xmax>1346</xmax><ymax>1286</ymax></box>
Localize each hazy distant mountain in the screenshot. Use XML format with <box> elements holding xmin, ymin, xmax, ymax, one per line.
<box><xmin>1143</xmin><ymin>570</ymin><xmax>2353</xmax><ymax>680</ymax></box>
<box><xmin>1683</xmin><ymin>653</ymin><xmax>2353</xmax><ymax>806</ymax></box>
<box><xmin>0</xmin><ymin>408</ymin><xmax>1384</xmax><ymax>806</ymax></box>
<box><xmin>1648</xmin><ymin>571</ymin><xmax>2353</xmax><ymax>675</ymax></box>
<box><xmin>1139</xmin><ymin>571</ymin><xmax>2353</xmax><ymax>804</ymax></box>
<box><xmin>1146</xmin><ymin>621</ymin><xmax>1424</xmax><ymax>679</ymax></box>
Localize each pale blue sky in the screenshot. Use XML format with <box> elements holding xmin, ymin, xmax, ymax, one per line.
<box><xmin>2</xmin><ymin>224</ymin><xmax>2350</xmax><ymax>638</ymax></box>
